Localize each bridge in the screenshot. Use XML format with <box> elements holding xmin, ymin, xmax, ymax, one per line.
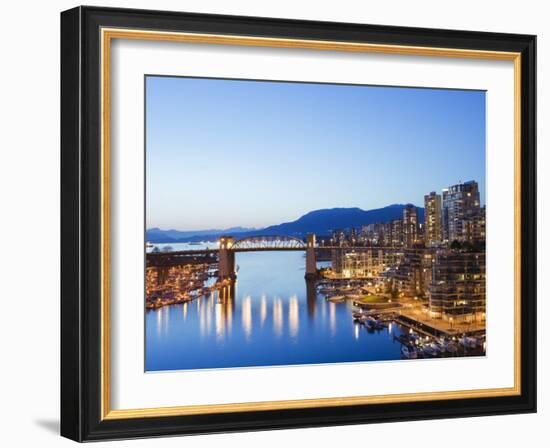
<box><xmin>218</xmin><ymin>235</ymin><xmax>317</xmax><ymax>279</ymax></box>
<box><xmin>146</xmin><ymin>234</ymin><xmax>317</xmax><ymax>279</ymax></box>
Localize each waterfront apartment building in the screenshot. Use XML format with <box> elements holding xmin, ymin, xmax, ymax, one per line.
<box><xmin>403</xmin><ymin>205</ymin><xmax>419</xmax><ymax>247</ymax></box>
<box><xmin>392</xmin><ymin>247</ymin><xmax>433</xmax><ymax>297</ymax></box>
<box><xmin>424</xmin><ymin>191</ymin><xmax>442</xmax><ymax>246</ymax></box>
<box><xmin>331</xmin><ymin>247</ymin><xmax>402</xmax><ymax>279</ymax></box>
<box><xmin>428</xmin><ymin>250</ymin><xmax>486</xmax><ymax>322</ymax></box>
<box><xmin>442</xmin><ymin>180</ymin><xmax>481</xmax><ymax>243</ymax></box>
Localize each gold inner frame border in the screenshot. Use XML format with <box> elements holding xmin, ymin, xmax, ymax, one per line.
<box><xmin>99</xmin><ymin>27</ymin><xmax>522</xmax><ymax>420</ymax></box>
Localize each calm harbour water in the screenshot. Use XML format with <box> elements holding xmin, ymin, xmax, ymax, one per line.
<box><xmin>145</xmin><ymin>250</ymin><xmax>405</xmax><ymax>371</ymax></box>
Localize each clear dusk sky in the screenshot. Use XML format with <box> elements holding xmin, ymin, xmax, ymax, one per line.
<box><xmin>146</xmin><ymin>76</ymin><xmax>486</xmax><ymax>231</ymax></box>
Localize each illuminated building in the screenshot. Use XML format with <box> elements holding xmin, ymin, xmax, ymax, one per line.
<box><xmin>442</xmin><ymin>180</ymin><xmax>481</xmax><ymax>243</ymax></box>
<box><xmin>429</xmin><ymin>250</ymin><xmax>486</xmax><ymax>322</ymax></box>
<box><xmin>403</xmin><ymin>205</ymin><xmax>418</xmax><ymax>247</ymax></box>
<box><xmin>392</xmin><ymin>248</ymin><xmax>433</xmax><ymax>297</ymax></box>
<box><xmin>331</xmin><ymin>248</ymin><xmax>398</xmax><ymax>279</ymax></box>
<box><xmin>424</xmin><ymin>191</ymin><xmax>442</xmax><ymax>246</ymax></box>
<box><xmin>383</xmin><ymin>222</ymin><xmax>393</xmax><ymax>245</ymax></box>
<box><xmin>361</xmin><ymin>223</ymin><xmax>386</xmax><ymax>245</ymax></box>
<box><xmin>460</xmin><ymin>206</ymin><xmax>486</xmax><ymax>243</ymax></box>
<box><xmin>332</xmin><ymin>229</ymin><xmax>347</xmax><ymax>246</ymax></box>
<box><xmin>349</xmin><ymin>227</ymin><xmax>358</xmax><ymax>245</ymax></box>
<box><xmin>391</xmin><ymin>219</ymin><xmax>404</xmax><ymax>247</ymax></box>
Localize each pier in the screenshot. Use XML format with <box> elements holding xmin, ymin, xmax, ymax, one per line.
<box><xmin>146</xmin><ymin>251</ymin><xmax>218</xmax><ymax>267</ymax></box>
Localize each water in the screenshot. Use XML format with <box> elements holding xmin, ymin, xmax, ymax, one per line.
<box><xmin>147</xmin><ymin>241</ymin><xmax>219</xmax><ymax>253</ymax></box>
<box><xmin>145</xmin><ymin>251</ymin><xmax>406</xmax><ymax>371</ymax></box>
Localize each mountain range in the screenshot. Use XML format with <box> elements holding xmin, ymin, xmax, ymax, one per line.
<box><xmin>146</xmin><ymin>226</ymin><xmax>254</xmax><ymax>242</ymax></box>
<box><xmin>146</xmin><ymin>204</ymin><xmax>424</xmax><ymax>243</ymax></box>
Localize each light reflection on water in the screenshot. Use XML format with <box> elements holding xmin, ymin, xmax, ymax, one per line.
<box><xmin>145</xmin><ymin>251</ymin><xmax>404</xmax><ymax>371</ymax></box>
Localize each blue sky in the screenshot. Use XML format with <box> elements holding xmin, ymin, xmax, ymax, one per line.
<box><xmin>146</xmin><ymin>76</ymin><xmax>485</xmax><ymax>231</ymax></box>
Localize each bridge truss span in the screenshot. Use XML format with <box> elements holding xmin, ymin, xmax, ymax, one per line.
<box><xmin>232</xmin><ymin>235</ymin><xmax>307</xmax><ymax>251</ymax></box>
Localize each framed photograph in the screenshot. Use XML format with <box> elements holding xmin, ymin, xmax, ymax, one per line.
<box><xmin>61</xmin><ymin>6</ymin><xmax>536</xmax><ymax>441</ymax></box>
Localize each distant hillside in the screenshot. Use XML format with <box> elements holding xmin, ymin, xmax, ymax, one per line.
<box><xmin>146</xmin><ymin>226</ymin><xmax>254</xmax><ymax>243</ymax></box>
<box><xmin>257</xmin><ymin>204</ymin><xmax>424</xmax><ymax>237</ymax></box>
<box><xmin>146</xmin><ymin>204</ymin><xmax>424</xmax><ymax>242</ymax></box>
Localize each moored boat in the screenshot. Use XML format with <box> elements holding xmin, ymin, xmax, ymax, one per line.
<box><xmin>401</xmin><ymin>345</ymin><xmax>418</xmax><ymax>359</ymax></box>
<box><xmin>365</xmin><ymin>318</ymin><xmax>376</xmax><ymax>329</ymax></box>
<box><xmin>446</xmin><ymin>342</ymin><xmax>459</xmax><ymax>354</ymax></box>
<box><xmin>435</xmin><ymin>338</ymin><xmax>447</xmax><ymax>353</ymax></box>
<box><xmin>459</xmin><ymin>336</ymin><xmax>478</xmax><ymax>348</ymax></box>
<box><xmin>422</xmin><ymin>343</ymin><xmax>441</xmax><ymax>357</ymax></box>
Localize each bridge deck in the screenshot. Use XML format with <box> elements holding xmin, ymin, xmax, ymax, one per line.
<box><xmin>147</xmin><ymin>246</ymin><xmax>405</xmax><ymax>256</ymax></box>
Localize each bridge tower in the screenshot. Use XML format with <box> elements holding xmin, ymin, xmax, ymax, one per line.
<box><xmin>305</xmin><ymin>234</ymin><xmax>317</xmax><ymax>279</ymax></box>
<box><xmin>218</xmin><ymin>236</ymin><xmax>236</xmax><ymax>279</ymax></box>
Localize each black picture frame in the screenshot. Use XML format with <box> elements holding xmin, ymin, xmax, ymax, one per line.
<box><xmin>61</xmin><ymin>5</ymin><xmax>536</xmax><ymax>442</ymax></box>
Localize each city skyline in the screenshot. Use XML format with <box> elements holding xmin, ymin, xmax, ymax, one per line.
<box><xmin>146</xmin><ymin>76</ymin><xmax>486</xmax><ymax>230</ymax></box>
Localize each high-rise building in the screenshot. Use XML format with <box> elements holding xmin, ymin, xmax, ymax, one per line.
<box><xmin>391</xmin><ymin>219</ymin><xmax>404</xmax><ymax>247</ymax></box>
<box><xmin>332</xmin><ymin>229</ymin><xmax>347</xmax><ymax>246</ymax></box>
<box><xmin>350</xmin><ymin>227</ymin><xmax>357</xmax><ymax>245</ymax></box>
<box><xmin>360</xmin><ymin>223</ymin><xmax>387</xmax><ymax>245</ymax></box>
<box><xmin>461</xmin><ymin>206</ymin><xmax>486</xmax><ymax>243</ymax></box>
<box><xmin>417</xmin><ymin>222</ymin><xmax>425</xmax><ymax>245</ymax></box>
<box><xmin>424</xmin><ymin>191</ymin><xmax>442</xmax><ymax>246</ymax></box>
<box><xmin>403</xmin><ymin>205</ymin><xmax>418</xmax><ymax>247</ymax></box>
<box><xmin>383</xmin><ymin>222</ymin><xmax>393</xmax><ymax>246</ymax></box>
<box><xmin>442</xmin><ymin>181</ymin><xmax>481</xmax><ymax>243</ymax></box>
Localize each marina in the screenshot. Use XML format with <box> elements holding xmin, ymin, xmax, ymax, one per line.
<box><xmin>353</xmin><ymin>310</ymin><xmax>484</xmax><ymax>358</ymax></box>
